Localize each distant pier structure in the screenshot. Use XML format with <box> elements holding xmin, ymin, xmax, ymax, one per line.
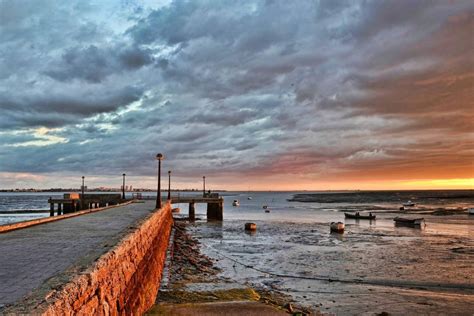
<box><xmin>48</xmin><ymin>193</ymin><xmax>123</xmax><ymax>216</ymax></box>
<box><xmin>169</xmin><ymin>193</ymin><xmax>223</xmax><ymax>221</ymax></box>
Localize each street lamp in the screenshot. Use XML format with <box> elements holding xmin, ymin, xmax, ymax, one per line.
<box><xmin>156</xmin><ymin>153</ymin><xmax>164</xmax><ymax>209</ymax></box>
<box><xmin>168</xmin><ymin>170</ymin><xmax>171</xmax><ymax>201</ymax></box>
<box><xmin>122</xmin><ymin>173</ymin><xmax>126</xmax><ymax>199</ymax></box>
<box><xmin>203</xmin><ymin>176</ymin><xmax>206</xmax><ymax>197</ymax></box>
<box><xmin>81</xmin><ymin>176</ymin><xmax>85</xmax><ymax>209</ymax></box>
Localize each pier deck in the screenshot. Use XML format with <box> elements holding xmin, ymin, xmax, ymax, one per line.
<box><xmin>0</xmin><ymin>201</ymin><xmax>157</xmax><ymax>310</ymax></box>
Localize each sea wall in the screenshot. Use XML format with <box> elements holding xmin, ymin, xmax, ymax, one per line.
<box><xmin>20</xmin><ymin>203</ymin><xmax>172</xmax><ymax>315</ymax></box>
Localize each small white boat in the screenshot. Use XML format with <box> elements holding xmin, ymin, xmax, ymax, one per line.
<box><xmin>403</xmin><ymin>200</ymin><xmax>416</xmax><ymax>207</ymax></box>
<box><xmin>330</xmin><ymin>222</ymin><xmax>344</xmax><ymax>233</ymax></box>
<box><xmin>248</xmin><ymin>196</ymin><xmax>252</xmax><ymax>200</ymax></box>
<box><xmin>232</xmin><ymin>199</ymin><xmax>240</xmax><ymax>207</ymax></box>
<box><xmin>469</xmin><ymin>208</ymin><xmax>474</xmax><ymax>215</ymax></box>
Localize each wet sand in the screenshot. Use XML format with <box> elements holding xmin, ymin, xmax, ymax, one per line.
<box><xmin>183</xmin><ymin>214</ymin><xmax>473</xmax><ymax>315</ymax></box>
<box><xmin>153</xmin><ymin>191</ymin><xmax>474</xmax><ymax>315</ymax></box>
<box><xmin>149</xmin><ymin>222</ymin><xmax>313</xmax><ymax>315</ymax></box>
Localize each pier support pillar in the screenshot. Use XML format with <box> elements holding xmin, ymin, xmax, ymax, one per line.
<box><xmin>50</xmin><ymin>203</ymin><xmax>54</xmax><ymax>217</ymax></box>
<box><xmin>207</xmin><ymin>199</ymin><xmax>223</xmax><ymax>221</ymax></box>
<box><xmin>63</xmin><ymin>202</ymin><xmax>73</xmax><ymax>214</ymax></box>
<box><xmin>189</xmin><ymin>202</ymin><xmax>195</xmax><ymax>221</ymax></box>
<box><xmin>57</xmin><ymin>203</ymin><xmax>62</xmax><ymax>216</ymax></box>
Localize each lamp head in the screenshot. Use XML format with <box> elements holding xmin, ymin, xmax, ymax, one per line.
<box><xmin>156</xmin><ymin>153</ymin><xmax>164</xmax><ymax>160</ymax></box>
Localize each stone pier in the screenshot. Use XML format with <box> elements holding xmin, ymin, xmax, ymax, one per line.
<box><xmin>0</xmin><ymin>200</ymin><xmax>173</xmax><ymax>315</ymax></box>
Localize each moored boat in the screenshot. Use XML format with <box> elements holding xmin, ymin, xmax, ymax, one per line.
<box><xmin>403</xmin><ymin>200</ymin><xmax>416</xmax><ymax>207</ymax></box>
<box><xmin>344</xmin><ymin>212</ymin><xmax>376</xmax><ymax>220</ymax></box>
<box><xmin>469</xmin><ymin>208</ymin><xmax>474</xmax><ymax>215</ymax></box>
<box><xmin>263</xmin><ymin>205</ymin><xmax>268</xmax><ymax>209</ymax></box>
<box><xmin>330</xmin><ymin>222</ymin><xmax>344</xmax><ymax>233</ymax></box>
<box><xmin>394</xmin><ymin>217</ymin><xmax>425</xmax><ymax>226</ymax></box>
<box><xmin>232</xmin><ymin>199</ymin><xmax>240</xmax><ymax>207</ymax></box>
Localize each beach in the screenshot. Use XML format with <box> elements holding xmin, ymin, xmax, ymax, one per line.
<box><xmin>162</xmin><ymin>191</ymin><xmax>474</xmax><ymax>315</ymax></box>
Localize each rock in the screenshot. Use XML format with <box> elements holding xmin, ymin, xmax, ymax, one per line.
<box><xmin>285</xmin><ymin>303</ymin><xmax>294</xmax><ymax>313</ymax></box>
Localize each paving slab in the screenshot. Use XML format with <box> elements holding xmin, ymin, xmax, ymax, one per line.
<box><xmin>0</xmin><ymin>201</ymin><xmax>157</xmax><ymax>310</ymax></box>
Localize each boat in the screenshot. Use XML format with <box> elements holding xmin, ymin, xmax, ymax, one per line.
<box><xmin>248</xmin><ymin>196</ymin><xmax>252</xmax><ymax>200</ymax></box>
<box><xmin>264</xmin><ymin>209</ymin><xmax>270</xmax><ymax>213</ymax></box>
<box><xmin>393</xmin><ymin>217</ymin><xmax>425</xmax><ymax>226</ymax></box>
<box><xmin>344</xmin><ymin>212</ymin><xmax>376</xmax><ymax>220</ymax></box>
<box><xmin>403</xmin><ymin>200</ymin><xmax>416</xmax><ymax>207</ymax></box>
<box><xmin>469</xmin><ymin>208</ymin><xmax>474</xmax><ymax>215</ymax></box>
<box><xmin>171</xmin><ymin>207</ymin><xmax>180</xmax><ymax>213</ymax></box>
<box><xmin>330</xmin><ymin>222</ymin><xmax>344</xmax><ymax>233</ymax></box>
<box><xmin>232</xmin><ymin>199</ymin><xmax>240</xmax><ymax>207</ymax></box>
<box><xmin>262</xmin><ymin>205</ymin><xmax>268</xmax><ymax>209</ymax></box>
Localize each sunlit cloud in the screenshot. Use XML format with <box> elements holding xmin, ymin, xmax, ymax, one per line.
<box><xmin>0</xmin><ymin>0</ymin><xmax>472</xmax><ymax>189</ymax></box>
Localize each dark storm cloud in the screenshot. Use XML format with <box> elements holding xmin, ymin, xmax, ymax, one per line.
<box><xmin>0</xmin><ymin>0</ymin><xmax>473</xmax><ymax>188</ymax></box>
<box><xmin>45</xmin><ymin>44</ymin><xmax>154</xmax><ymax>83</ymax></box>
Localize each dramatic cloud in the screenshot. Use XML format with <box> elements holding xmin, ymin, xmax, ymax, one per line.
<box><xmin>0</xmin><ymin>0</ymin><xmax>473</xmax><ymax>190</ymax></box>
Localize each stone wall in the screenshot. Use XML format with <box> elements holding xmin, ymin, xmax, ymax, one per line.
<box><xmin>20</xmin><ymin>203</ymin><xmax>172</xmax><ymax>315</ymax></box>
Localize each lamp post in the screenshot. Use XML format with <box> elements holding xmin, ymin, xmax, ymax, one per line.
<box><xmin>168</xmin><ymin>170</ymin><xmax>171</xmax><ymax>201</ymax></box>
<box><xmin>203</xmin><ymin>176</ymin><xmax>206</xmax><ymax>197</ymax></box>
<box><xmin>81</xmin><ymin>176</ymin><xmax>85</xmax><ymax>210</ymax></box>
<box><xmin>156</xmin><ymin>153</ymin><xmax>164</xmax><ymax>209</ymax></box>
<box><xmin>122</xmin><ymin>173</ymin><xmax>126</xmax><ymax>200</ymax></box>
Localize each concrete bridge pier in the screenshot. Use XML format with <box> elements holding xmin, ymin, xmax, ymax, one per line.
<box><xmin>207</xmin><ymin>200</ymin><xmax>223</xmax><ymax>221</ymax></box>
<box><xmin>189</xmin><ymin>202</ymin><xmax>196</xmax><ymax>221</ymax></box>
<box><xmin>50</xmin><ymin>203</ymin><xmax>54</xmax><ymax>217</ymax></box>
<box><xmin>57</xmin><ymin>203</ymin><xmax>62</xmax><ymax>216</ymax></box>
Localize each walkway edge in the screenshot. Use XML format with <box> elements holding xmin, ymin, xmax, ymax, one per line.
<box><xmin>0</xmin><ymin>200</ymin><xmax>135</xmax><ymax>234</ymax></box>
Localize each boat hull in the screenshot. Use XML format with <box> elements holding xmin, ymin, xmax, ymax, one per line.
<box><xmin>344</xmin><ymin>213</ymin><xmax>376</xmax><ymax>220</ymax></box>
<box><xmin>394</xmin><ymin>217</ymin><xmax>425</xmax><ymax>226</ymax></box>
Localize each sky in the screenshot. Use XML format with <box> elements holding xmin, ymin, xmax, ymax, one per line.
<box><xmin>0</xmin><ymin>0</ymin><xmax>473</xmax><ymax>191</ymax></box>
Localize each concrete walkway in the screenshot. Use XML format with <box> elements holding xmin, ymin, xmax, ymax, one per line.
<box><xmin>0</xmin><ymin>201</ymin><xmax>157</xmax><ymax>310</ymax></box>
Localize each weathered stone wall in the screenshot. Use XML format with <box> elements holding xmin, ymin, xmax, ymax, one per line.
<box><xmin>20</xmin><ymin>203</ymin><xmax>172</xmax><ymax>315</ymax></box>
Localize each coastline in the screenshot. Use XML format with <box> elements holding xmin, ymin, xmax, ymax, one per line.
<box><xmin>149</xmin><ymin>221</ymin><xmax>315</xmax><ymax>315</ymax></box>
